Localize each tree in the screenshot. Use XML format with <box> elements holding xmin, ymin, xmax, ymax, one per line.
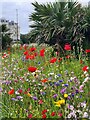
<box><xmin>20</xmin><ymin>34</ymin><xmax>29</xmax><ymax>44</ymax></box>
<box><xmin>0</xmin><ymin>24</ymin><xmax>12</xmax><ymax>50</ymax></box>
<box><xmin>29</xmin><ymin>0</ymin><xmax>88</xmax><ymax>57</ymax></box>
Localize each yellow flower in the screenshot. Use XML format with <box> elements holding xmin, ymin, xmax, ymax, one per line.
<box><xmin>54</xmin><ymin>101</ymin><xmax>61</xmax><ymax>107</ymax></box>
<box><xmin>64</xmin><ymin>94</ymin><xmax>68</xmax><ymax>98</ymax></box>
<box><xmin>60</xmin><ymin>99</ymin><xmax>65</xmax><ymax>104</ymax></box>
<box><xmin>27</xmin><ymin>93</ymin><xmax>32</xmax><ymax>97</ymax></box>
<box><xmin>54</xmin><ymin>99</ymin><xmax>65</xmax><ymax>107</ymax></box>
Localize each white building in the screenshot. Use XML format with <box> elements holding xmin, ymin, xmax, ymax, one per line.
<box><xmin>0</xmin><ymin>18</ymin><xmax>20</xmax><ymax>41</ymax></box>
<box><xmin>88</xmin><ymin>1</ymin><xmax>90</xmax><ymax>7</ymax></box>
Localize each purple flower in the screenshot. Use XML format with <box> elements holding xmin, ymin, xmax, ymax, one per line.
<box><xmin>76</xmin><ymin>89</ymin><xmax>79</xmax><ymax>94</ymax></box>
<box><xmin>41</xmin><ymin>92</ymin><xmax>46</xmax><ymax>95</ymax></box>
<box><xmin>48</xmin><ymin>77</ymin><xmax>52</xmax><ymax>80</ymax></box>
<box><xmin>0</xmin><ymin>87</ymin><xmax>3</xmax><ymax>92</ymax></box>
<box><xmin>5</xmin><ymin>81</ymin><xmax>11</xmax><ymax>85</ymax></box>
<box><xmin>32</xmin><ymin>96</ymin><xmax>38</xmax><ymax>100</ymax></box>
<box><xmin>68</xmin><ymin>96</ymin><xmax>71</xmax><ymax>100</ymax></box>
<box><xmin>60</xmin><ymin>88</ymin><xmax>66</xmax><ymax>94</ymax></box>
<box><xmin>54</xmin><ymin>82</ymin><xmax>60</xmax><ymax>86</ymax></box>
<box><xmin>11</xmin><ymin>98</ymin><xmax>17</xmax><ymax>101</ymax></box>
<box><xmin>16</xmin><ymin>96</ymin><xmax>23</xmax><ymax>100</ymax></box>
<box><xmin>52</xmin><ymin>94</ymin><xmax>58</xmax><ymax>98</ymax></box>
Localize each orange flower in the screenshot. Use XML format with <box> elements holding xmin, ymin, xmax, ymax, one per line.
<box><xmin>8</xmin><ymin>89</ymin><xmax>14</xmax><ymax>95</ymax></box>
<box><xmin>41</xmin><ymin>79</ymin><xmax>48</xmax><ymax>83</ymax></box>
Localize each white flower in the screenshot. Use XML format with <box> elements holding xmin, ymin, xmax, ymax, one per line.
<box><xmin>15</xmin><ymin>91</ymin><xmax>20</xmax><ymax>95</ymax></box>
<box><xmin>84</xmin><ymin>71</ymin><xmax>87</xmax><ymax>74</ymax></box>
<box><xmin>80</xmin><ymin>102</ymin><xmax>86</xmax><ymax>108</ymax></box>
<box><xmin>48</xmin><ymin>72</ymin><xmax>54</xmax><ymax>76</ymax></box>
<box><xmin>83</xmin><ymin>112</ymin><xmax>88</xmax><ymax>118</ymax></box>
<box><xmin>83</xmin><ymin>77</ymin><xmax>90</xmax><ymax>84</ymax></box>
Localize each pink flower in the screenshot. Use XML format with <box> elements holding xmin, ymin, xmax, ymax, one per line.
<box><xmin>38</xmin><ymin>99</ymin><xmax>43</xmax><ymax>104</ymax></box>
<box><xmin>28</xmin><ymin>114</ymin><xmax>32</xmax><ymax>118</ymax></box>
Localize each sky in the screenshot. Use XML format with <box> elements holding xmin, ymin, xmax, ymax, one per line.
<box><xmin>0</xmin><ymin>0</ymin><xmax>90</xmax><ymax>34</ymax></box>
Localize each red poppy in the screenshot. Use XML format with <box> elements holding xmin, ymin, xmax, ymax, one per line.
<box><xmin>28</xmin><ymin>114</ymin><xmax>32</xmax><ymax>118</ymax></box>
<box><xmin>42</xmin><ymin>114</ymin><xmax>47</xmax><ymax>119</ymax></box>
<box><xmin>85</xmin><ymin>49</ymin><xmax>90</xmax><ymax>53</ymax></box>
<box><xmin>82</xmin><ymin>66</ymin><xmax>89</xmax><ymax>72</ymax></box>
<box><xmin>28</xmin><ymin>66</ymin><xmax>37</xmax><ymax>72</ymax></box>
<box><xmin>34</xmin><ymin>52</ymin><xmax>38</xmax><ymax>56</ymax></box>
<box><xmin>42</xmin><ymin>109</ymin><xmax>47</xmax><ymax>114</ymax></box>
<box><xmin>50</xmin><ymin>58</ymin><xmax>57</xmax><ymax>63</ymax></box>
<box><xmin>64</xmin><ymin>43</ymin><xmax>71</xmax><ymax>51</ymax></box>
<box><xmin>40</xmin><ymin>49</ymin><xmax>45</xmax><ymax>57</ymax></box>
<box><xmin>40</xmin><ymin>49</ymin><xmax>45</xmax><ymax>53</ymax></box>
<box><xmin>18</xmin><ymin>89</ymin><xmax>23</xmax><ymax>94</ymax></box>
<box><xmin>30</xmin><ymin>47</ymin><xmax>36</xmax><ymax>52</ymax></box>
<box><xmin>8</xmin><ymin>89</ymin><xmax>14</xmax><ymax>95</ymax></box>
<box><xmin>41</xmin><ymin>79</ymin><xmax>48</xmax><ymax>83</ymax></box>
<box><xmin>24</xmin><ymin>51</ymin><xmax>29</xmax><ymax>55</ymax></box>
<box><xmin>29</xmin><ymin>55</ymin><xmax>35</xmax><ymax>60</ymax></box>
<box><xmin>51</xmin><ymin>112</ymin><xmax>56</xmax><ymax>116</ymax></box>
<box><xmin>25</xmin><ymin>54</ymin><xmax>30</xmax><ymax>59</ymax></box>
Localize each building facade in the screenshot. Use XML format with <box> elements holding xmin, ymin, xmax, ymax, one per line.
<box><xmin>0</xmin><ymin>18</ymin><xmax>20</xmax><ymax>41</ymax></box>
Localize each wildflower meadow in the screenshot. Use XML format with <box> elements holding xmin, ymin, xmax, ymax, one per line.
<box><xmin>1</xmin><ymin>44</ymin><xmax>90</xmax><ymax>119</ymax></box>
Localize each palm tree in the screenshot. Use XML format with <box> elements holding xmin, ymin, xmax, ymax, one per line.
<box><xmin>29</xmin><ymin>0</ymin><xmax>88</xmax><ymax>56</ymax></box>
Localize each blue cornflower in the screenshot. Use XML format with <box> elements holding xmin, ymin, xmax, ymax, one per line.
<box><xmin>71</xmin><ymin>93</ymin><xmax>74</xmax><ymax>97</ymax></box>
<box><xmin>57</xmin><ymin>74</ymin><xmax>61</xmax><ymax>77</ymax></box>
<box><xmin>54</xmin><ymin>82</ymin><xmax>60</xmax><ymax>86</ymax></box>
<box><xmin>49</xmin><ymin>83</ymin><xmax>53</xmax><ymax>86</ymax></box>
<box><xmin>64</xmin><ymin>84</ymin><xmax>68</xmax><ymax>87</ymax></box>
<box><xmin>59</xmin><ymin>80</ymin><xmax>63</xmax><ymax>82</ymax></box>
<box><xmin>38</xmin><ymin>62</ymin><xmax>41</xmax><ymax>64</ymax></box>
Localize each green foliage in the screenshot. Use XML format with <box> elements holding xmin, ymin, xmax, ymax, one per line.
<box><xmin>0</xmin><ymin>24</ymin><xmax>12</xmax><ymax>50</ymax></box>
<box><xmin>28</xmin><ymin>0</ymin><xmax>90</xmax><ymax>55</ymax></box>
<box><xmin>20</xmin><ymin>34</ymin><xmax>29</xmax><ymax>44</ymax></box>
